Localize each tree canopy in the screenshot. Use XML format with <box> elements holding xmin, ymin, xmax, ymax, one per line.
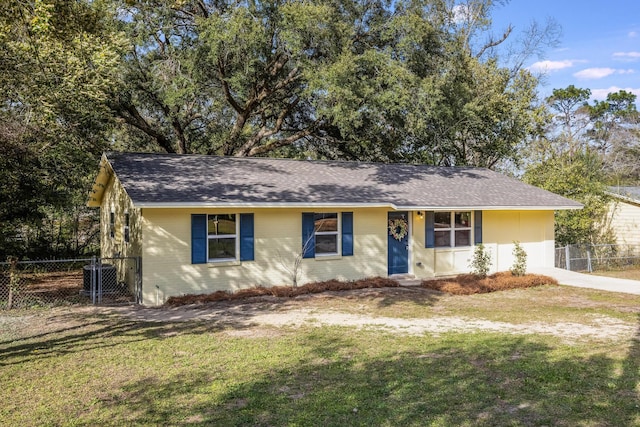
<box><xmin>1</xmin><ymin>0</ymin><xmax>576</xmax><ymax>257</ymax></box>
<box><xmin>523</xmin><ymin>85</ymin><xmax>640</xmax><ymax>246</ymax></box>
<box><xmin>107</xmin><ymin>0</ymin><xmax>555</xmax><ymax>165</ymax></box>
<box><xmin>0</xmin><ymin>0</ymin><xmax>126</xmax><ymax>258</ymax></box>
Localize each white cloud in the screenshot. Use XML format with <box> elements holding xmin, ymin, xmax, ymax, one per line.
<box><xmin>590</xmin><ymin>86</ymin><xmax>640</xmax><ymax>101</ymax></box>
<box><xmin>629</xmin><ymin>31</ymin><xmax>638</xmax><ymax>38</ymax></box>
<box><xmin>573</xmin><ymin>68</ymin><xmax>636</xmax><ymax>80</ymax></box>
<box><xmin>574</xmin><ymin>68</ymin><xmax>616</xmax><ymax>79</ymax></box>
<box><xmin>451</xmin><ymin>4</ymin><xmax>474</xmax><ymax>24</ymax></box>
<box><xmin>613</xmin><ymin>51</ymin><xmax>640</xmax><ymax>61</ymax></box>
<box><xmin>528</xmin><ymin>60</ymin><xmax>577</xmax><ymax>72</ymax></box>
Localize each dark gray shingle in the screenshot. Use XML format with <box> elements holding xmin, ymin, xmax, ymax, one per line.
<box><xmin>106</xmin><ymin>152</ymin><xmax>582</xmax><ymax>209</ymax></box>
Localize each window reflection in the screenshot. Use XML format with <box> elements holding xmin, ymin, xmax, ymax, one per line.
<box><xmin>314</xmin><ymin>213</ymin><xmax>339</xmax><ymax>255</ymax></box>
<box><xmin>207</xmin><ymin>214</ymin><xmax>237</xmax><ymax>261</ymax></box>
<box><xmin>434</xmin><ymin>211</ymin><xmax>472</xmax><ymax>248</ymax></box>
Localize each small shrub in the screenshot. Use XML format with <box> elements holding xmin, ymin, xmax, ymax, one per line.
<box><xmin>510</xmin><ymin>241</ymin><xmax>527</xmax><ymax>276</ymax></box>
<box><xmin>469</xmin><ymin>244</ymin><xmax>492</xmax><ymax>278</ymax></box>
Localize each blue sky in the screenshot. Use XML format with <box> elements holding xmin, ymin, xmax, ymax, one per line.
<box><xmin>490</xmin><ymin>0</ymin><xmax>640</xmax><ymax>103</ymax></box>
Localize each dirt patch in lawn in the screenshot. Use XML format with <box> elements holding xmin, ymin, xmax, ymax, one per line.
<box><xmin>103</xmin><ymin>286</ymin><xmax>636</xmax><ymax>343</ymax></box>
<box><xmin>4</xmin><ymin>274</ymin><xmax>637</xmax><ymax>344</ymax></box>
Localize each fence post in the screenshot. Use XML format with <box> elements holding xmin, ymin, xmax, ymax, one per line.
<box><xmin>565</xmin><ymin>245</ymin><xmax>571</xmax><ymax>270</ymax></box>
<box><xmin>7</xmin><ymin>256</ymin><xmax>18</xmax><ymax>309</ymax></box>
<box><xmin>136</xmin><ymin>256</ymin><xmax>142</xmax><ymax>304</ymax></box>
<box><xmin>587</xmin><ymin>248</ymin><xmax>593</xmax><ymax>273</ymax></box>
<box><xmin>90</xmin><ymin>256</ymin><xmax>97</xmax><ymax>305</ymax></box>
<box><xmin>97</xmin><ymin>257</ymin><xmax>103</xmax><ymax>305</ymax></box>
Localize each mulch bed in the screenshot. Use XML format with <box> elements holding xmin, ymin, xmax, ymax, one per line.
<box><xmin>164</xmin><ymin>273</ymin><xmax>559</xmax><ymax>307</ymax></box>
<box><xmin>420</xmin><ymin>272</ymin><xmax>558</xmax><ymax>295</ymax></box>
<box><xmin>164</xmin><ymin>277</ymin><xmax>399</xmax><ymax>306</ymax></box>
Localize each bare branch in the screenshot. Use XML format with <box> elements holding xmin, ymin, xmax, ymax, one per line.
<box><xmin>476</xmin><ymin>24</ymin><xmax>512</xmax><ymax>58</ymax></box>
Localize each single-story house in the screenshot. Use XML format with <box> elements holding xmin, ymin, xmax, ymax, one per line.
<box><xmin>606</xmin><ymin>187</ymin><xmax>640</xmax><ymax>247</ymax></box>
<box><xmin>88</xmin><ymin>152</ymin><xmax>582</xmax><ymax>306</ymax></box>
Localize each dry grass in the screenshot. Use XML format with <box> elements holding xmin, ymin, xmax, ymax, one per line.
<box><xmin>164</xmin><ymin>276</ymin><xmax>399</xmax><ymax>306</ymax></box>
<box><xmin>164</xmin><ymin>272</ymin><xmax>559</xmax><ymax>306</ymax></box>
<box><xmin>591</xmin><ymin>268</ymin><xmax>640</xmax><ymax>281</ymax></box>
<box><xmin>421</xmin><ymin>272</ymin><xmax>558</xmax><ymax>295</ymax></box>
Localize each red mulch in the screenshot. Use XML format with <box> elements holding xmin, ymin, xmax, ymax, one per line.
<box><xmin>420</xmin><ymin>272</ymin><xmax>558</xmax><ymax>295</ymax></box>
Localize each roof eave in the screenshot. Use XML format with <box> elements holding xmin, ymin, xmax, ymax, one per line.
<box><xmin>86</xmin><ymin>154</ymin><xmax>113</xmax><ymax>208</ymax></box>
<box><xmin>397</xmin><ymin>205</ymin><xmax>583</xmax><ymax>211</ymax></box>
<box><xmin>130</xmin><ymin>202</ymin><xmax>583</xmax><ymax>211</ymax></box>
<box><xmin>133</xmin><ymin>202</ymin><xmax>396</xmax><ymax>209</ymax></box>
<box><xmin>605</xmin><ymin>191</ymin><xmax>640</xmax><ymax>206</ymax></box>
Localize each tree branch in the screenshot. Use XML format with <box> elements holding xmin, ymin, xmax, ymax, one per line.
<box><xmin>246</xmin><ymin>122</ymin><xmax>319</xmax><ymax>157</ymax></box>
<box><xmin>217</xmin><ymin>57</ymin><xmax>244</xmax><ymax>115</ymax></box>
<box><xmin>476</xmin><ymin>25</ymin><xmax>512</xmax><ymax>58</ymax></box>
<box><xmin>117</xmin><ymin>103</ymin><xmax>176</xmax><ymax>153</ymax></box>
<box><xmin>235</xmin><ymin>98</ymin><xmax>301</xmax><ymax>156</ymax></box>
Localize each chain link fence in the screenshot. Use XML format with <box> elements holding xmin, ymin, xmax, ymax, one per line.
<box><xmin>555</xmin><ymin>244</ymin><xmax>640</xmax><ymax>272</ymax></box>
<box><xmin>0</xmin><ymin>257</ymin><xmax>140</xmax><ymax>310</ymax></box>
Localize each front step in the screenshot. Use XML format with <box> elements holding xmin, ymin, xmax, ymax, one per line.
<box><xmin>389</xmin><ymin>273</ymin><xmax>416</xmax><ymax>280</ymax></box>
<box><xmin>389</xmin><ymin>273</ymin><xmax>422</xmax><ymax>287</ymax></box>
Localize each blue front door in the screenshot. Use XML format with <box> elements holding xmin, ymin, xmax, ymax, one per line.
<box><xmin>388</xmin><ymin>212</ymin><xmax>409</xmax><ymax>275</ymax></box>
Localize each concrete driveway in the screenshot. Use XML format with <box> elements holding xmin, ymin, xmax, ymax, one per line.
<box><xmin>530</xmin><ymin>267</ymin><xmax>640</xmax><ymax>295</ymax></box>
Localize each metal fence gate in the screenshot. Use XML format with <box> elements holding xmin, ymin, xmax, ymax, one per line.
<box><xmin>0</xmin><ymin>257</ymin><xmax>141</xmax><ymax>309</ymax></box>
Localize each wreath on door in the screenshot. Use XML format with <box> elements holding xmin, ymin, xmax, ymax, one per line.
<box><xmin>388</xmin><ymin>218</ymin><xmax>408</xmax><ymax>241</ymax></box>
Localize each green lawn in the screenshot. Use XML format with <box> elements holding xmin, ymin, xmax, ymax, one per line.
<box><xmin>1</xmin><ymin>285</ymin><xmax>640</xmax><ymax>426</ymax></box>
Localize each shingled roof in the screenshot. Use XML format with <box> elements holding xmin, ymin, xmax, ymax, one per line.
<box><xmin>88</xmin><ymin>152</ymin><xmax>583</xmax><ymax>210</ymax></box>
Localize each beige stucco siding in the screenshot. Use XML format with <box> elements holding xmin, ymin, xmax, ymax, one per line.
<box><xmin>141</xmin><ymin>208</ymin><xmax>389</xmax><ymax>305</ymax></box>
<box><xmin>140</xmin><ymin>207</ymin><xmax>556</xmax><ymax>305</ymax></box>
<box><xmin>608</xmin><ymin>200</ymin><xmax>640</xmax><ymax>247</ymax></box>
<box><xmin>125</xmin><ymin>207</ymin><xmax>560</xmax><ymax>306</ymax></box>
<box><xmin>411</xmin><ymin>210</ymin><xmax>555</xmax><ymax>278</ymax></box>
<box><xmin>483</xmin><ymin>210</ymin><xmax>555</xmax><ymax>271</ymax></box>
<box><xmin>100</xmin><ymin>173</ymin><xmax>142</xmax><ymax>258</ymax></box>
<box><xmin>99</xmin><ymin>173</ymin><xmax>142</xmax><ymax>292</ymax></box>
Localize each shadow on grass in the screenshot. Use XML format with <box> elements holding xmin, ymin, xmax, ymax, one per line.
<box><xmin>91</xmin><ymin>321</ymin><xmax>640</xmax><ymax>426</ymax></box>
<box><xmin>325</xmin><ymin>285</ymin><xmax>443</xmax><ymax>309</ymax></box>
<box><xmin>122</xmin><ymin>286</ymin><xmax>444</xmax><ymax>322</ymax></box>
<box><xmin>0</xmin><ymin>312</ymin><xmax>251</xmax><ymax>367</ymax></box>
<box><xmin>0</xmin><ymin>286</ymin><xmax>442</xmax><ymax>368</ymax></box>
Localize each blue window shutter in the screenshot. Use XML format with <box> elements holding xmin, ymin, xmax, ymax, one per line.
<box><xmin>191</xmin><ymin>214</ymin><xmax>207</xmax><ymax>264</ymax></box>
<box><xmin>302</xmin><ymin>213</ymin><xmax>315</xmax><ymax>259</ymax></box>
<box><xmin>474</xmin><ymin>211</ymin><xmax>483</xmax><ymax>245</ymax></box>
<box><xmin>342</xmin><ymin>212</ymin><xmax>353</xmax><ymax>256</ymax></box>
<box><xmin>425</xmin><ymin>211</ymin><xmax>435</xmax><ymax>248</ymax></box>
<box><xmin>239</xmin><ymin>213</ymin><xmax>254</xmax><ymax>261</ymax></box>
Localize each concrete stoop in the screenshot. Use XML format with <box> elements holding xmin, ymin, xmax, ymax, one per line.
<box><xmin>389</xmin><ymin>274</ymin><xmax>423</xmax><ymax>287</ymax></box>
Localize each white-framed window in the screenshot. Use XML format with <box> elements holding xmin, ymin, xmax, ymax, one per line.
<box><xmin>207</xmin><ymin>214</ymin><xmax>238</xmax><ymax>261</ymax></box>
<box><xmin>124</xmin><ymin>211</ymin><xmax>130</xmax><ymax>243</ymax></box>
<box><xmin>434</xmin><ymin>211</ymin><xmax>471</xmax><ymax>248</ymax></box>
<box><xmin>314</xmin><ymin>213</ymin><xmax>339</xmax><ymax>255</ymax></box>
